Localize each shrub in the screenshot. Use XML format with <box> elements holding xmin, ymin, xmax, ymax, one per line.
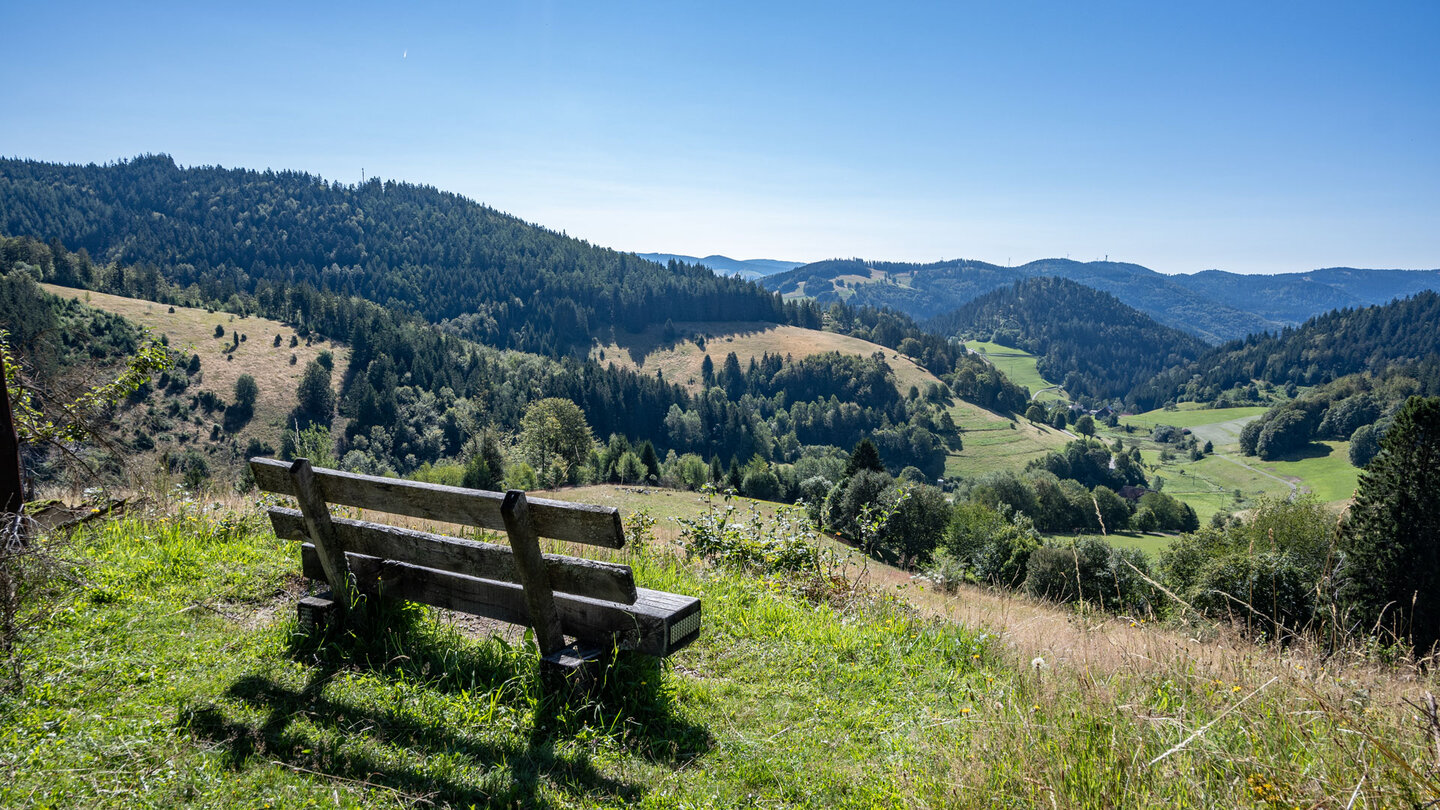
<box><xmin>798</xmin><ymin>476</ymin><xmax>832</xmax><ymax>525</ymax></box>
<box><xmin>971</xmin><ymin>514</ymin><xmax>1042</xmax><ymax>588</ymax></box>
<box><xmin>1188</xmin><ymin>552</ymin><xmax>1316</xmax><ymax>635</ymax></box>
<box><xmin>741</xmin><ymin>467</ymin><xmax>781</xmax><ymax>501</ymax></box>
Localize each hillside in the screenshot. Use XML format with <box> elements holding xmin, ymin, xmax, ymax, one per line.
<box><xmin>1130</xmin><ymin>291</ymin><xmax>1440</xmax><ymax>411</ymax></box>
<box><xmin>960</xmin><ymin>341</ymin><xmax>1066</xmax><ymax>402</ymax></box>
<box><xmin>592</xmin><ymin>321</ymin><xmax>944</xmax><ymax>395</ymax></box>
<box><xmin>4</xmin><ymin>488</ymin><xmax>1434</xmax><ymax>807</ymax></box>
<box><xmin>40</xmin><ymin>284</ymin><xmax>348</xmax><ymax>464</ymax></box>
<box><xmin>927</xmin><ymin>277</ymin><xmax>1208</xmax><ymax>403</ymax></box>
<box><xmin>764</xmin><ymin>257</ymin><xmax>1440</xmax><ymax>345</ymax></box>
<box><xmin>593</xmin><ymin>320</ymin><xmax>1068</xmax><ymax>480</ymax></box>
<box><xmin>1172</xmin><ymin>266</ymin><xmax>1440</xmax><ymax>325</ymax></box>
<box><xmin>764</xmin><ymin>258</ymin><xmax>1278</xmax><ymax>343</ymax></box>
<box><xmin>0</xmin><ymin>155</ymin><xmax>783</xmax><ymax>356</ymax></box>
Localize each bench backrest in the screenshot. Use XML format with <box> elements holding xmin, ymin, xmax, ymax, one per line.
<box><xmin>250</xmin><ymin>456</ymin><xmax>660</xmax><ymax>657</ymax></box>
<box><xmin>250</xmin><ymin>457</ymin><xmax>625</xmax><ymax>549</ymax></box>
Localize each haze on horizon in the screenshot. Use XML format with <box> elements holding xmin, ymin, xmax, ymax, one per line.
<box><xmin>3</xmin><ymin>1</ymin><xmax>1437</xmax><ymax>276</ymax></box>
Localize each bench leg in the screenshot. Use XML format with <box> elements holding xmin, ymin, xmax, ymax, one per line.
<box><xmin>540</xmin><ymin>641</ymin><xmax>611</xmax><ymax>696</ymax></box>
<box><xmin>297</xmin><ymin>593</ymin><xmax>337</xmax><ymax>632</ymax></box>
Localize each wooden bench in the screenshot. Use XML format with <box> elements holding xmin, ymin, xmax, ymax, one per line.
<box><xmin>250</xmin><ymin>457</ymin><xmax>701</xmax><ymax>668</ymax></box>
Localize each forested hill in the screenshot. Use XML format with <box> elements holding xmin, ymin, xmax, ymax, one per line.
<box><xmin>0</xmin><ymin>155</ymin><xmax>784</xmax><ymax>355</ymax></box>
<box><xmin>764</xmin><ymin>257</ymin><xmax>1440</xmax><ymax>345</ymax></box>
<box><xmin>1128</xmin><ymin>291</ymin><xmax>1440</xmax><ymax>411</ymax></box>
<box><xmin>925</xmin><ymin>277</ymin><xmax>1208</xmax><ymax>403</ymax></box>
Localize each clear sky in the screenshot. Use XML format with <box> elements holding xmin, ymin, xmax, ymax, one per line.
<box><xmin>3</xmin><ymin>1</ymin><xmax>1437</xmax><ymax>274</ymax></box>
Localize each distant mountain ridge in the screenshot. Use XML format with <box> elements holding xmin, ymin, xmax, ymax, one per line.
<box><xmin>763</xmin><ymin>257</ymin><xmax>1440</xmax><ymax>344</ymax></box>
<box><xmin>639</xmin><ymin>253</ymin><xmax>802</xmax><ymax>281</ymax></box>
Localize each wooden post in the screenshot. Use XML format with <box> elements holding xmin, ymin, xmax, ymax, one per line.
<box><xmin>288</xmin><ymin>458</ymin><xmax>355</xmax><ymax>611</ymax></box>
<box><xmin>0</xmin><ymin>348</ymin><xmax>24</xmax><ymax>529</ymax></box>
<box><xmin>500</xmin><ymin>489</ymin><xmax>566</xmax><ymax>657</ymax></box>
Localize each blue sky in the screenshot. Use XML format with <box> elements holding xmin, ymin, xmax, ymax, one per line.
<box><xmin>3</xmin><ymin>1</ymin><xmax>1437</xmax><ymax>274</ymax></box>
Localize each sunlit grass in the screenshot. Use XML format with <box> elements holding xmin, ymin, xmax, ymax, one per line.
<box><xmin>963</xmin><ymin>340</ymin><xmax>1064</xmax><ymax>400</ymax></box>
<box><xmin>2</xmin><ymin>496</ymin><xmax>1434</xmax><ymax>807</ymax></box>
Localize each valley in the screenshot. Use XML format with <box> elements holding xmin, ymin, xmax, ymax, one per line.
<box><xmin>5</xmin><ymin>4</ymin><xmax>1438</xmax><ymax>806</ymax></box>
<box><xmin>1</xmin><ymin>157</ymin><xmax>1436</xmax><ymax>809</ymax></box>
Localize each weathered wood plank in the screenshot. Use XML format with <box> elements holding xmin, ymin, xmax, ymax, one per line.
<box><xmin>251</xmin><ymin>457</ymin><xmax>624</xmax><ymax>548</ymax></box>
<box><xmin>268</xmin><ymin>508</ymin><xmax>638</xmax><ymax>603</ymax></box>
<box><xmin>500</xmin><ymin>490</ymin><xmax>565</xmax><ymax>656</ymax></box>
<box><xmin>288</xmin><ymin>459</ymin><xmax>355</xmax><ymax>610</ymax></box>
<box><xmin>300</xmin><ymin>546</ymin><xmax>702</xmax><ymax>657</ymax></box>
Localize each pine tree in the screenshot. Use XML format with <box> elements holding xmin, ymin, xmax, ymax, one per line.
<box><xmin>700</xmin><ymin>354</ymin><xmax>714</xmax><ymax>387</ymax></box>
<box><xmin>845</xmin><ymin>438</ymin><xmax>885</xmax><ymax>477</ymax></box>
<box><xmin>638</xmin><ymin>440</ymin><xmax>660</xmax><ymax>482</ymax></box>
<box><xmin>294</xmin><ymin>360</ymin><xmax>335</xmax><ymax>425</ymax></box>
<box><xmin>1338</xmin><ymin>396</ymin><xmax>1440</xmax><ymax>652</ymax></box>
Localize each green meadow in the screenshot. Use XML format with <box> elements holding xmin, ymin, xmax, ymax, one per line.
<box><xmin>963</xmin><ymin>341</ymin><xmax>1065</xmax><ymax>402</ymax></box>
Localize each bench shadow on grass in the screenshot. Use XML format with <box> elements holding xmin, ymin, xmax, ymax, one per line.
<box><xmin>181</xmin><ymin>600</ymin><xmax>712</xmax><ymax>807</ymax></box>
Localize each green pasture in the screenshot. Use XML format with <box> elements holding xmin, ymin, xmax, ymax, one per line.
<box><xmin>963</xmin><ymin>341</ymin><xmax>1064</xmax><ymax>401</ymax></box>
<box><xmin>1253</xmin><ymin>440</ymin><xmax>1361</xmax><ymax>503</ymax></box>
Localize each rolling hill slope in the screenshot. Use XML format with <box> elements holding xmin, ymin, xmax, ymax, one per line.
<box><xmin>592</xmin><ymin>319</ymin><xmax>1068</xmax><ymax>479</ymax></box>
<box><xmin>926</xmin><ymin>277</ymin><xmax>1209</xmax><ymax>402</ymax></box>
<box><xmin>1129</xmin><ymin>291</ymin><xmax>1440</xmax><ymax>410</ymax></box>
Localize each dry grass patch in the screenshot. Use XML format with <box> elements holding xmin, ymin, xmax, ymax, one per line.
<box><xmin>41</xmin><ymin>284</ymin><xmax>347</xmax><ymax>451</ymax></box>
<box><xmin>592</xmin><ymin>320</ymin><xmax>943</xmax><ymax>396</ymax></box>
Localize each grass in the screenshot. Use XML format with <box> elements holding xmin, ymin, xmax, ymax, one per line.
<box><xmin>1045</xmin><ymin>531</ymin><xmax>1176</xmax><ymax>559</ymax></box>
<box><xmin>963</xmin><ymin>341</ymin><xmax>1065</xmax><ymax>401</ymax></box>
<box><xmin>1122</xmin><ymin>404</ymin><xmax>1271</xmax><ymax>428</ymax></box>
<box><xmin>1253</xmin><ymin>441</ymin><xmax>1361</xmax><ymax>503</ymax></box>
<box><xmin>593</xmin><ymin>320</ymin><xmax>942</xmax><ymax>396</ymax></box>
<box><xmin>1105</xmin><ymin>404</ymin><xmax>1361</xmax><ymax>516</ymax></box>
<box><xmin>40</xmin><ymin>284</ymin><xmax>348</xmax><ymax>460</ymax></box>
<box><xmin>943</xmin><ymin>406</ymin><xmax>1069</xmax><ymax>480</ymax></box>
<box><xmin>3</xmin><ymin>491</ymin><xmax>1437</xmax><ymax>807</ymax></box>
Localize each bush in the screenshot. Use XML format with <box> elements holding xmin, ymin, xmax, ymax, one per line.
<box><xmin>1024</xmin><ymin>538</ymin><xmax>1159</xmax><ymax>614</ymax></box>
<box><xmin>942</xmin><ymin>501</ymin><xmax>1009</xmax><ymax>564</ymax></box>
<box><xmin>798</xmin><ymin>476</ymin><xmax>832</xmax><ymax>525</ymax></box>
<box><xmin>971</xmin><ymin>515</ymin><xmax>1042</xmax><ymax>588</ymax></box>
<box><xmin>1160</xmin><ymin>496</ymin><xmax>1338</xmax><ymax>636</ymax></box>
<box><xmin>1188</xmin><ymin>552</ymin><xmax>1316</xmax><ymax>635</ymax></box>
<box><xmin>741</xmin><ymin>467</ymin><xmax>781</xmax><ymax>501</ymax></box>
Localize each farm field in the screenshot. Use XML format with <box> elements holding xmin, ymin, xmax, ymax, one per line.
<box><xmin>1120</xmin><ymin>405</ymin><xmax>1269</xmax><ymax>450</ymax></box>
<box><xmin>1253</xmin><ymin>440</ymin><xmax>1360</xmax><ymax>503</ymax></box>
<box><xmin>943</xmin><ymin>404</ymin><xmax>1069</xmax><ymax>480</ymax></box>
<box><xmin>1104</xmin><ymin>403</ymin><xmax>1361</xmax><ymax>519</ymax></box>
<box><xmin>1044</xmin><ymin>530</ymin><xmax>1176</xmax><ymax>558</ymax></box>
<box><xmin>963</xmin><ymin>340</ymin><xmax>1065</xmax><ymax>401</ymax></box>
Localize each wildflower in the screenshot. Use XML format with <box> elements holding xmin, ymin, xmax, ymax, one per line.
<box><xmin>1030</xmin><ymin>656</ymin><xmax>1046</xmax><ymax>670</ymax></box>
<box><xmin>960</xmin><ymin>707</ymin><xmax>971</xmax><ymax>714</ymax></box>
